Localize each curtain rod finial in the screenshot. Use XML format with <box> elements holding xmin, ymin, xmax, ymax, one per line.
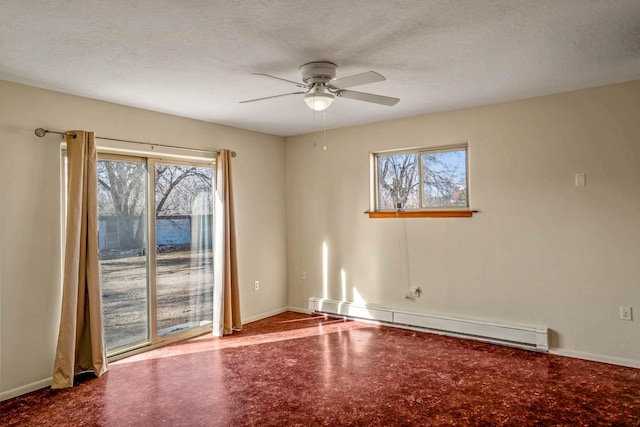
<box><xmin>35</xmin><ymin>128</ymin><xmax>46</xmax><ymax>137</ymax></box>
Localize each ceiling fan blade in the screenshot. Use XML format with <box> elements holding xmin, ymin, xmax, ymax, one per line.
<box><xmin>251</xmin><ymin>73</ymin><xmax>306</xmax><ymax>88</ymax></box>
<box><xmin>330</xmin><ymin>71</ymin><xmax>386</xmax><ymax>89</ymax></box>
<box><xmin>337</xmin><ymin>90</ymin><xmax>399</xmax><ymax>106</ymax></box>
<box><xmin>239</xmin><ymin>91</ymin><xmax>307</xmax><ymax>104</ymax></box>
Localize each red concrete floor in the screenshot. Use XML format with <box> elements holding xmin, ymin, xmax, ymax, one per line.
<box><xmin>2</xmin><ymin>312</ymin><xmax>639</xmax><ymax>426</ymax></box>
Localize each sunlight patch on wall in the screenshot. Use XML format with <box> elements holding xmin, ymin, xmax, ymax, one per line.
<box><xmin>322</xmin><ymin>241</ymin><xmax>328</xmax><ymax>300</ymax></box>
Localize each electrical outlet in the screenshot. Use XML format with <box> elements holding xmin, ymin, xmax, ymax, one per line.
<box><xmin>620</xmin><ymin>306</ymin><xmax>632</xmax><ymax>321</ymax></box>
<box><xmin>254</xmin><ymin>281</ymin><xmax>260</xmax><ymax>291</ymax></box>
<box><xmin>405</xmin><ymin>286</ymin><xmax>422</xmax><ymax>299</ymax></box>
<box><xmin>301</xmin><ymin>271</ymin><xmax>307</xmax><ymax>280</ymax></box>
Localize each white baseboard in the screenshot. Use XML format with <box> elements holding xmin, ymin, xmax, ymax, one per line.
<box><xmin>287</xmin><ymin>305</ymin><xmax>312</xmax><ymax>315</ymax></box>
<box><xmin>241</xmin><ymin>307</ymin><xmax>290</xmax><ymax>325</ymax></box>
<box><xmin>550</xmin><ymin>348</ymin><xmax>640</xmax><ymax>369</ymax></box>
<box><xmin>1</xmin><ymin>377</ymin><xmax>51</xmax><ymax>402</ymax></box>
<box><xmin>241</xmin><ymin>306</ymin><xmax>313</xmax><ymax>325</ymax></box>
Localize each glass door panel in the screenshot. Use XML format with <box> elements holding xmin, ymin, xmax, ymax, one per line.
<box><xmin>97</xmin><ymin>158</ymin><xmax>149</xmax><ymax>351</ymax></box>
<box><xmin>154</xmin><ymin>163</ymin><xmax>214</xmax><ymax>337</ymax></box>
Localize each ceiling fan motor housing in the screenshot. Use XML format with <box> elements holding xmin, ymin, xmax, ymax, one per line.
<box><xmin>300</xmin><ymin>61</ymin><xmax>337</xmax><ymax>85</ymax></box>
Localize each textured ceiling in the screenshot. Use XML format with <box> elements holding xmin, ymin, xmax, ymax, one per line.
<box><xmin>1</xmin><ymin>1</ymin><xmax>639</xmax><ymax>136</ymax></box>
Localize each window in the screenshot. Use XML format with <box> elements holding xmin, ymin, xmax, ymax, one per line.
<box><xmin>97</xmin><ymin>155</ymin><xmax>215</xmax><ymax>355</ymax></box>
<box><xmin>370</xmin><ymin>144</ymin><xmax>471</xmax><ymax>218</ymax></box>
<box><xmin>97</xmin><ymin>156</ymin><xmax>149</xmax><ymax>351</ymax></box>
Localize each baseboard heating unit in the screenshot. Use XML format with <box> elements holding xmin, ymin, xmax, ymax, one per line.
<box><xmin>309</xmin><ymin>297</ymin><xmax>548</xmax><ymax>351</ymax></box>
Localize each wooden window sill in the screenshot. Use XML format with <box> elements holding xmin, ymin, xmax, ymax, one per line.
<box><xmin>365</xmin><ymin>210</ymin><xmax>476</xmax><ymax>218</ymax></box>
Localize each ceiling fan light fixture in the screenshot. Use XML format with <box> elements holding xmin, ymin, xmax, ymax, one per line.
<box><xmin>304</xmin><ymin>92</ymin><xmax>334</xmax><ymax>111</ymax></box>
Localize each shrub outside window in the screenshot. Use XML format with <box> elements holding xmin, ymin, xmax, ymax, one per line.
<box><xmin>374</xmin><ymin>144</ymin><xmax>468</xmax><ymax>211</ymax></box>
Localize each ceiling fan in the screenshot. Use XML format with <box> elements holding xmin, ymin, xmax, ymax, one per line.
<box><xmin>240</xmin><ymin>61</ymin><xmax>400</xmax><ymax>111</ymax></box>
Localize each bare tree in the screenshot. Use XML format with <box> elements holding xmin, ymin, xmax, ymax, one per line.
<box><xmin>155</xmin><ymin>165</ymin><xmax>212</xmax><ymax>216</ymax></box>
<box><xmin>98</xmin><ymin>161</ymin><xmax>146</xmax><ymax>249</ymax></box>
<box><xmin>378</xmin><ymin>150</ymin><xmax>466</xmax><ymax>209</ymax></box>
<box><xmin>422</xmin><ymin>153</ymin><xmax>466</xmax><ymax>207</ymax></box>
<box><xmin>378</xmin><ymin>154</ymin><xmax>419</xmax><ymax>209</ymax></box>
<box><xmin>97</xmin><ymin>161</ymin><xmax>213</xmax><ymax>251</ymax></box>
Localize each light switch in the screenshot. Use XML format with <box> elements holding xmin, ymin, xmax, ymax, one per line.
<box><xmin>575</xmin><ymin>173</ymin><xmax>586</xmax><ymax>187</ymax></box>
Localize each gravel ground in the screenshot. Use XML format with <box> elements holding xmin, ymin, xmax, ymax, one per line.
<box><xmin>100</xmin><ymin>249</ymin><xmax>213</xmax><ymax>350</ymax></box>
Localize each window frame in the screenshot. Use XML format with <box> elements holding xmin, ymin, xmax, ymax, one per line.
<box><xmin>368</xmin><ymin>143</ymin><xmax>473</xmax><ymax>218</ymax></box>
<box><xmin>101</xmin><ymin>153</ymin><xmax>216</xmax><ymax>359</ymax></box>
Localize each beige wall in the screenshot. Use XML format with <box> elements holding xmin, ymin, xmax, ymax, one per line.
<box><xmin>2</xmin><ymin>78</ymin><xmax>639</xmax><ymax>399</ymax></box>
<box><xmin>0</xmin><ymin>80</ymin><xmax>288</xmax><ymax>397</ymax></box>
<box><xmin>286</xmin><ymin>80</ymin><xmax>640</xmax><ymax>366</ymax></box>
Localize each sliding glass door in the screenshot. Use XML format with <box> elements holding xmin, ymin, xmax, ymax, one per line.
<box><xmin>96</xmin><ymin>154</ymin><xmax>214</xmax><ymax>355</ymax></box>
<box><xmin>154</xmin><ymin>163</ymin><xmax>214</xmax><ymax>337</ymax></box>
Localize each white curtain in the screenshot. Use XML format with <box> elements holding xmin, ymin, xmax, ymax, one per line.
<box><xmin>52</xmin><ymin>131</ymin><xmax>107</xmax><ymax>389</ymax></box>
<box><xmin>213</xmin><ymin>149</ymin><xmax>241</xmax><ymax>336</ymax></box>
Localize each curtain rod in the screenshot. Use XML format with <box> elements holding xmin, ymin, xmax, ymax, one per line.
<box><xmin>34</xmin><ymin>128</ymin><xmax>236</xmax><ymax>157</ymax></box>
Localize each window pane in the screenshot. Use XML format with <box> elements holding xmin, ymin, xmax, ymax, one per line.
<box><xmin>377</xmin><ymin>153</ymin><xmax>419</xmax><ymax>210</ymax></box>
<box><xmin>97</xmin><ymin>159</ymin><xmax>149</xmax><ymax>351</ymax></box>
<box><xmin>421</xmin><ymin>149</ymin><xmax>467</xmax><ymax>207</ymax></box>
<box><xmin>155</xmin><ymin>164</ymin><xmax>214</xmax><ymax>337</ymax></box>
